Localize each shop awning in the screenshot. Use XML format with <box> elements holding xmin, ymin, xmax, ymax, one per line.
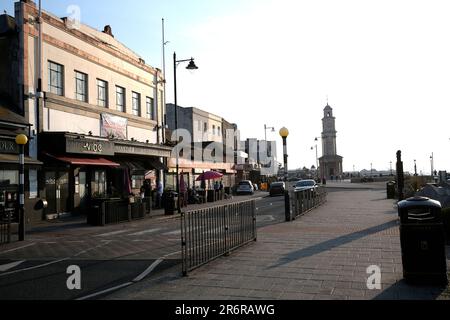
<box><xmin>148</xmin><ymin>158</ymin><xmax>168</xmax><ymax>171</ymax></box>
<box><xmin>45</xmin><ymin>153</ymin><xmax>120</xmax><ymax>167</ymax></box>
<box><xmin>0</xmin><ymin>154</ymin><xmax>43</xmax><ymax>165</ymax></box>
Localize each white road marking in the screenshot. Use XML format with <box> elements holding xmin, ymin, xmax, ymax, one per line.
<box><xmin>128</xmin><ymin>228</ymin><xmax>161</xmax><ymax>236</ymax></box>
<box><xmin>76</xmin><ymin>250</ymin><xmax>182</xmax><ymax>300</ymax></box>
<box><xmin>132</xmin><ymin>258</ymin><xmax>164</xmax><ymax>282</ymax></box>
<box><xmin>0</xmin><ymin>258</ymin><xmax>70</xmax><ymax>277</ymax></box>
<box><xmin>163</xmin><ymin>230</ymin><xmax>181</xmax><ymax>236</ymax></box>
<box><xmin>256</xmin><ymin>215</ymin><xmax>275</xmax><ymax>222</ymax></box>
<box><xmin>0</xmin><ymin>260</ymin><xmax>26</xmax><ymax>272</ymax></box>
<box><xmin>0</xmin><ymin>243</ymin><xmax>36</xmax><ymax>255</ymax></box>
<box><xmin>0</xmin><ymin>241</ymin><xmax>112</xmax><ymax>277</ymax></box>
<box><xmin>96</xmin><ymin>230</ymin><xmax>129</xmax><ymax>237</ymax></box>
<box><xmin>76</xmin><ymin>282</ymin><xmax>133</xmax><ymax>301</ymax></box>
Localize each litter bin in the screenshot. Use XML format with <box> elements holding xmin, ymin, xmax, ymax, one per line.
<box><xmin>162</xmin><ymin>191</ymin><xmax>178</xmax><ymax>215</ymax></box>
<box><xmin>398</xmin><ymin>197</ymin><xmax>448</xmax><ymax>284</ymax></box>
<box><xmin>386</xmin><ymin>181</ymin><xmax>396</xmax><ymax>199</ymax></box>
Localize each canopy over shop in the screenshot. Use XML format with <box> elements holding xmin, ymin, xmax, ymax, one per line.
<box><xmin>38</xmin><ymin>132</ymin><xmax>170</xmax><ymax>218</ymax></box>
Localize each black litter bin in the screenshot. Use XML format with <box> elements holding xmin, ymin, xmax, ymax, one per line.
<box><xmin>398</xmin><ymin>197</ymin><xmax>448</xmax><ymax>284</ymax></box>
<box><xmin>162</xmin><ymin>191</ymin><xmax>178</xmax><ymax>215</ymax></box>
<box><xmin>386</xmin><ymin>181</ymin><xmax>396</xmax><ymax>199</ymax></box>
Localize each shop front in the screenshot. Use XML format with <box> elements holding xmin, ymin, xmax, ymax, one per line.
<box><xmin>38</xmin><ymin>132</ymin><xmax>171</xmax><ymax>218</ymax></box>
<box><xmin>0</xmin><ymin>106</ymin><xmax>43</xmax><ymax>240</ymax></box>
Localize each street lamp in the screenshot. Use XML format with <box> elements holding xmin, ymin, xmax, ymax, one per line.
<box><xmin>430</xmin><ymin>153</ymin><xmax>434</xmax><ymax>178</ymax></box>
<box><xmin>390</xmin><ymin>161</ymin><xmax>393</xmax><ymax>176</ymax></box>
<box><xmin>279</xmin><ymin>127</ymin><xmax>290</xmax><ymax>221</ymax></box>
<box><xmin>414</xmin><ymin>159</ymin><xmax>417</xmax><ymax>176</ymax></box>
<box><xmin>16</xmin><ymin>134</ymin><xmax>28</xmax><ymax>241</ymax></box>
<box><xmin>279</xmin><ymin>128</ymin><xmax>289</xmax><ymax>182</ymax></box>
<box><xmin>173</xmin><ymin>52</ymin><xmax>198</xmax><ymax>213</ymax></box>
<box><xmin>264</xmin><ymin>124</ymin><xmax>275</xmax><ymax>142</ymax></box>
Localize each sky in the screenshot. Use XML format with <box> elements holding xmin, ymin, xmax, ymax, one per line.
<box><xmin>2</xmin><ymin>0</ymin><xmax>450</xmax><ymax>174</ymax></box>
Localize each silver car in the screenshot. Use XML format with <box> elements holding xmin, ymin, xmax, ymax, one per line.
<box><xmin>294</xmin><ymin>179</ymin><xmax>318</xmax><ymax>192</ymax></box>
<box><xmin>236</xmin><ymin>180</ymin><xmax>254</xmax><ymax>195</ymax></box>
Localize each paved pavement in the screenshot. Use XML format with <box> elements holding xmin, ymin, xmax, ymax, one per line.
<box><xmin>0</xmin><ymin>192</ymin><xmax>276</xmax><ymax>300</ymax></box>
<box><xmin>106</xmin><ymin>186</ymin><xmax>450</xmax><ymax>300</ymax></box>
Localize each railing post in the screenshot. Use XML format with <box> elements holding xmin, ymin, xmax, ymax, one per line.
<box><xmin>293</xmin><ymin>191</ymin><xmax>299</xmax><ymax>219</ymax></box>
<box><xmin>181</xmin><ymin>211</ymin><xmax>187</xmax><ymax>276</ymax></box>
<box><xmin>224</xmin><ymin>204</ymin><xmax>229</xmax><ymax>256</ymax></box>
<box><xmin>7</xmin><ymin>210</ymin><xmax>11</xmax><ymax>243</ymax></box>
<box><xmin>284</xmin><ymin>190</ymin><xmax>291</xmax><ymax>222</ymax></box>
<box><xmin>101</xmin><ymin>201</ymin><xmax>106</xmax><ymax>226</ymax></box>
<box><xmin>252</xmin><ymin>200</ymin><xmax>257</xmax><ymax>242</ymax></box>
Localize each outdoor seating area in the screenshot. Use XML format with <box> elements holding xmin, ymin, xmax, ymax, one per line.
<box><xmin>87</xmin><ymin>196</ymin><xmax>151</xmax><ymax>226</ymax></box>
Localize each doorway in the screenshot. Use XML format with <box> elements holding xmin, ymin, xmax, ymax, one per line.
<box><xmin>45</xmin><ymin>171</ymin><xmax>69</xmax><ymax>217</ymax></box>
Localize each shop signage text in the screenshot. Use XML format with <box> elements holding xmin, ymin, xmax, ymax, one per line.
<box><xmin>0</xmin><ymin>139</ymin><xmax>19</xmax><ymax>154</ymax></box>
<box><xmin>66</xmin><ymin>138</ymin><xmax>114</xmax><ymax>156</ymax></box>
<box><xmin>114</xmin><ymin>144</ymin><xmax>171</xmax><ymax>158</ymax></box>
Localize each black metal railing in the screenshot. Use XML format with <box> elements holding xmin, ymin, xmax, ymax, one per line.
<box><xmin>103</xmin><ymin>199</ymin><xmax>129</xmax><ymax>225</ymax></box>
<box><xmin>291</xmin><ymin>187</ymin><xmax>327</xmax><ymax>218</ymax></box>
<box><xmin>181</xmin><ymin>199</ymin><xmax>257</xmax><ymax>275</ymax></box>
<box><xmin>0</xmin><ymin>208</ymin><xmax>12</xmax><ymax>245</ymax></box>
<box><xmin>88</xmin><ymin>197</ymin><xmax>150</xmax><ymax>226</ymax></box>
<box><xmin>0</xmin><ymin>219</ymin><xmax>11</xmax><ymax>245</ymax></box>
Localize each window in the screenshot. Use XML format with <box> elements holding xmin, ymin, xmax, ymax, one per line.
<box><xmin>204</xmin><ymin>123</ymin><xmax>208</xmax><ymax>132</ymax></box>
<box><xmin>75</xmin><ymin>71</ymin><xmax>88</xmax><ymax>102</ymax></box>
<box><xmin>132</xmin><ymin>92</ymin><xmax>141</xmax><ymax>116</ymax></box>
<box><xmin>116</xmin><ymin>86</ymin><xmax>125</xmax><ymax>112</ymax></box>
<box><xmin>97</xmin><ymin>79</ymin><xmax>108</xmax><ymax>107</ymax></box>
<box><xmin>218</xmin><ymin>127</ymin><xmax>221</xmax><ymax>136</ymax></box>
<box><xmin>48</xmin><ymin>61</ymin><xmax>64</xmax><ymax>96</ymax></box>
<box><xmin>212</xmin><ymin>125</ymin><xmax>216</xmax><ymax>135</ymax></box>
<box><xmin>92</xmin><ymin>171</ymin><xmax>106</xmax><ymax>197</ymax></box>
<box><xmin>146</xmin><ymin>97</ymin><xmax>155</xmax><ymax>120</ymax></box>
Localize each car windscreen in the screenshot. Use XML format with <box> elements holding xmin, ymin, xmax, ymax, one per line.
<box><xmin>295</xmin><ymin>181</ymin><xmax>315</xmax><ymax>187</ymax></box>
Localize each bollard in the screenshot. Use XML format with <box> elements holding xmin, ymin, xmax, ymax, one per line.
<box><xmin>285</xmin><ymin>190</ymin><xmax>291</xmax><ymax>221</ymax></box>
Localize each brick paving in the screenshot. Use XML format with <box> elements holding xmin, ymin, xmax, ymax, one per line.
<box><xmin>106</xmin><ymin>187</ymin><xmax>450</xmax><ymax>300</ymax></box>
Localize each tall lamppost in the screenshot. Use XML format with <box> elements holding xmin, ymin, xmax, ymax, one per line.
<box><xmin>414</xmin><ymin>159</ymin><xmax>417</xmax><ymax>176</ymax></box>
<box><xmin>16</xmin><ymin>134</ymin><xmax>28</xmax><ymax>241</ymax></box>
<box><xmin>430</xmin><ymin>153</ymin><xmax>434</xmax><ymax>178</ymax></box>
<box><xmin>390</xmin><ymin>161</ymin><xmax>393</xmax><ymax>176</ymax></box>
<box><xmin>173</xmin><ymin>52</ymin><xmax>198</xmax><ymax>213</ymax></box>
<box><xmin>264</xmin><ymin>124</ymin><xmax>275</xmax><ymax>142</ymax></box>
<box><xmin>279</xmin><ymin>128</ymin><xmax>290</xmax><ymax>221</ymax></box>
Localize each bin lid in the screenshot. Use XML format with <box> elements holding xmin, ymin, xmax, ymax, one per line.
<box><xmin>398</xmin><ymin>196</ymin><xmax>441</xmax><ymax>209</ymax></box>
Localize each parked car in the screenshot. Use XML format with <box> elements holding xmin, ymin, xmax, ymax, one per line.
<box><xmin>269</xmin><ymin>182</ymin><xmax>285</xmax><ymax>197</ymax></box>
<box><xmin>236</xmin><ymin>180</ymin><xmax>254</xmax><ymax>195</ymax></box>
<box><xmin>294</xmin><ymin>179</ymin><xmax>318</xmax><ymax>192</ymax></box>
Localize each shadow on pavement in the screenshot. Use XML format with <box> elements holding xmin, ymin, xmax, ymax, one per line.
<box><xmin>268</xmin><ymin>220</ymin><xmax>399</xmax><ymax>269</ymax></box>
<box><xmin>374</xmin><ymin>279</ymin><xmax>448</xmax><ymax>300</ymax></box>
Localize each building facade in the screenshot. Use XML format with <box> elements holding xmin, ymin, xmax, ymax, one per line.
<box><xmin>165</xmin><ymin>104</ymin><xmax>238</xmax><ymax>189</ymax></box>
<box><xmin>0</xmin><ymin>1</ymin><xmax>171</xmax><ymax>223</ymax></box>
<box><xmin>319</xmin><ymin>104</ymin><xmax>343</xmax><ymax>180</ymax></box>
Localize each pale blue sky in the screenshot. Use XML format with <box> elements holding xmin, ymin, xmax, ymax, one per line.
<box><xmin>2</xmin><ymin>0</ymin><xmax>450</xmax><ymax>174</ymax></box>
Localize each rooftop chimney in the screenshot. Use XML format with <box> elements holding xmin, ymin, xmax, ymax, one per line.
<box><xmin>102</xmin><ymin>25</ymin><xmax>114</xmax><ymax>37</ymax></box>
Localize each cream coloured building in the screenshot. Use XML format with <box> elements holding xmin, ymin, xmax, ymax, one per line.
<box><xmin>0</xmin><ymin>0</ymin><xmax>171</xmax><ymax>222</ymax></box>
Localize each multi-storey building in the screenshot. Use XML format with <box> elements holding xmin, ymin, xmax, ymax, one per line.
<box><xmin>165</xmin><ymin>104</ymin><xmax>238</xmax><ymax>189</ymax></box>
<box><xmin>0</xmin><ymin>1</ymin><xmax>171</xmax><ymax>223</ymax></box>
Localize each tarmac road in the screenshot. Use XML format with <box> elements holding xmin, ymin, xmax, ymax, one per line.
<box><xmin>0</xmin><ymin>194</ymin><xmax>286</xmax><ymax>300</ymax></box>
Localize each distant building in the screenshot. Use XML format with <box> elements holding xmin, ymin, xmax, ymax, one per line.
<box><xmin>165</xmin><ymin>104</ymin><xmax>238</xmax><ymax>188</ymax></box>
<box><xmin>319</xmin><ymin>104</ymin><xmax>343</xmax><ymax>180</ymax></box>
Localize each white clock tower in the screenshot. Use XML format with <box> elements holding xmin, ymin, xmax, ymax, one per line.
<box><xmin>319</xmin><ymin>104</ymin><xmax>343</xmax><ymax>180</ymax></box>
